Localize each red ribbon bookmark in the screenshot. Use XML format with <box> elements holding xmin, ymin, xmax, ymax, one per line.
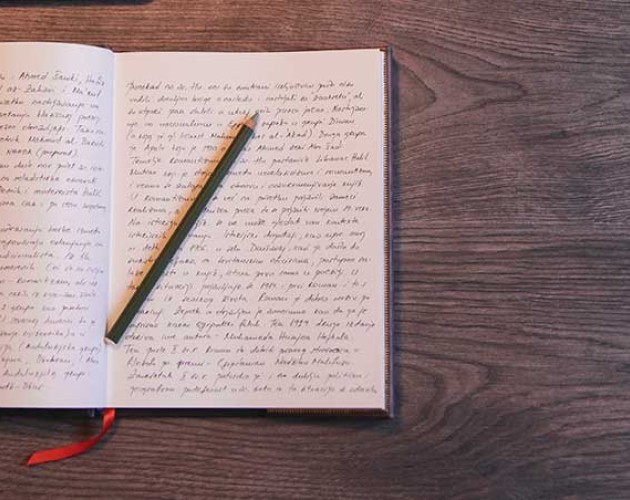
<box><xmin>27</xmin><ymin>408</ymin><xmax>116</xmax><ymax>466</ymax></box>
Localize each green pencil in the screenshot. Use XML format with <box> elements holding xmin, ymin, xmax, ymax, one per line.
<box><xmin>105</xmin><ymin>113</ymin><xmax>258</xmax><ymax>345</ymax></box>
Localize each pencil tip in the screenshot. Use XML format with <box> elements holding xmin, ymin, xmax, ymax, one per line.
<box><xmin>246</xmin><ymin>112</ymin><xmax>259</xmax><ymax>129</ymax></box>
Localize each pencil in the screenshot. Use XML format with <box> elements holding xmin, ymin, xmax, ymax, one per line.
<box><xmin>105</xmin><ymin>113</ymin><xmax>258</xmax><ymax>345</ymax></box>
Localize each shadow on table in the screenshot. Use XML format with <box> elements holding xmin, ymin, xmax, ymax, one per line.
<box><xmin>0</xmin><ymin>409</ymin><xmax>396</xmax><ymax>434</ymax></box>
<box><xmin>0</xmin><ymin>0</ymin><xmax>151</xmax><ymax>6</ymax></box>
<box><xmin>389</xmin><ymin>52</ymin><xmax>402</xmax><ymax>422</ymax></box>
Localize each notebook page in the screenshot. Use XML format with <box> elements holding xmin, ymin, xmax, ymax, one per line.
<box><xmin>0</xmin><ymin>43</ymin><xmax>113</xmax><ymax>408</ymax></box>
<box><xmin>108</xmin><ymin>49</ymin><xmax>385</xmax><ymax>409</ymax></box>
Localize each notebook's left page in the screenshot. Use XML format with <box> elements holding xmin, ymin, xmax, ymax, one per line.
<box><xmin>0</xmin><ymin>43</ymin><xmax>114</xmax><ymax>407</ymax></box>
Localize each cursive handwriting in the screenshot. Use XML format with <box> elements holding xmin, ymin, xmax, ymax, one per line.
<box><xmin>108</xmin><ymin>51</ymin><xmax>385</xmax><ymax>408</ymax></box>
<box><xmin>0</xmin><ymin>43</ymin><xmax>113</xmax><ymax>407</ymax></box>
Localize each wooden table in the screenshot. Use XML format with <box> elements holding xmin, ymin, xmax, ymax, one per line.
<box><xmin>1</xmin><ymin>1</ymin><xmax>629</xmax><ymax>498</ymax></box>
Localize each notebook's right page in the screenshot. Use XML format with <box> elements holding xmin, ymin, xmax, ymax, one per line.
<box><xmin>107</xmin><ymin>49</ymin><xmax>390</xmax><ymax>413</ymax></box>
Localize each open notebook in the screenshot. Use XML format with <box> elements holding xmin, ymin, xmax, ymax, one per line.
<box><xmin>0</xmin><ymin>43</ymin><xmax>392</xmax><ymax>416</ymax></box>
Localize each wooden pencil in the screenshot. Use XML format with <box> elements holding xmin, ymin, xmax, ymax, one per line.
<box><xmin>105</xmin><ymin>113</ymin><xmax>258</xmax><ymax>345</ymax></box>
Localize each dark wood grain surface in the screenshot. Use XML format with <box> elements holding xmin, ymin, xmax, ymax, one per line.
<box><xmin>1</xmin><ymin>1</ymin><xmax>630</xmax><ymax>498</ymax></box>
